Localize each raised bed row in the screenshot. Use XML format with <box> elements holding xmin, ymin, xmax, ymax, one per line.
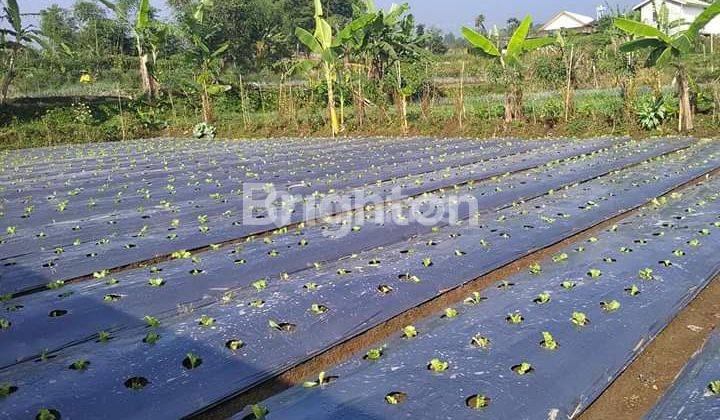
<box><xmin>646</xmin><ymin>330</ymin><xmax>720</xmax><ymax>419</ymax></box>
<box><xmin>251</xmin><ymin>168</ymin><xmax>720</xmax><ymax>420</ymax></box>
<box><xmin>0</xmin><ymin>141</ymin><xmax>716</xmax><ymax>419</ymax></box>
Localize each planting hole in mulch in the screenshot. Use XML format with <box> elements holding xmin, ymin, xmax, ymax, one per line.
<box><xmin>124</xmin><ymin>377</ymin><xmax>149</xmax><ymax>390</ymax></box>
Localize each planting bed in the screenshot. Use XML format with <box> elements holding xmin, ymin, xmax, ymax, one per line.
<box><xmin>0</xmin><ymin>137</ymin><xmax>719</xmax><ymax>420</ymax></box>
<box><xmin>647</xmin><ymin>330</ymin><xmax>720</xmax><ymax>419</ymax></box>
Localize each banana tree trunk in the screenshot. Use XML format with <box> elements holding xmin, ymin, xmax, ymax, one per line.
<box><xmin>323</xmin><ymin>62</ymin><xmax>339</xmax><ymax>137</ymax></box>
<box><xmin>677</xmin><ymin>69</ymin><xmax>693</xmax><ymax>132</ymax></box>
<box><xmin>201</xmin><ymin>86</ymin><xmax>214</xmax><ymax>124</ymax></box>
<box><xmin>0</xmin><ymin>49</ymin><xmax>17</xmax><ymax>105</ymax></box>
<box><xmin>504</xmin><ymin>84</ymin><xmax>523</xmax><ymax>123</ymax></box>
<box><xmin>139</xmin><ymin>53</ymin><xmax>158</xmax><ymax>99</ymax></box>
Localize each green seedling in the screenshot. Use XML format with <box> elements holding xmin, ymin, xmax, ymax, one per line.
<box><xmin>552</xmin><ymin>253</ymin><xmax>568</xmax><ymax>263</ymax></box>
<box><xmin>572</xmin><ymin>311</ymin><xmax>590</xmax><ymax>326</ymax></box>
<box><xmin>97</xmin><ymin>331</ymin><xmax>111</xmax><ymax>343</ymax></box>
<box><xmin>46</xmin><ymin>280</ymin><xmax>65</xmax><ymax>290</ymax></box>
<box><xmin>183</xmin><ymin>352</ymin><xmax>202</xmax><ymax>369</ymax></box>
<box><xmin>601</xmin><ymin>300</ymin><xmax>621</xmax><ymax>312</ymax></box>
<box><xmin>0</xmin><ymin>382</ymin><xmax>17</xmax><ymax>397</ymax></box>
<box><xmin>443</xmin><ymin>308</ymin><xmax>459</xmax><ymax>318</ymax></box>
<box><xmin>69</xmin><ymin>359</ymin><xmax>90</xmax><ymax>371</ymax></box>
<box><xmin>626</xmin><ymin>285</ymin><xmax>641</xmax><ymax>296</ymax></box>
<box><xmin>506</xmin><ymin>312</ymin><xmax>524</xmax><ymax>324</ymax></box>
<box><xmin>226</xmin><ymin>339</ymin><xmax>244</xmax><ymax>351</ymax></box>
<box><xmin>377</xmin><ymin>285</ymin><xmax>393</xmax><ymax>295</ymax></box>
<box><xmin>470</xmin><ymin>334</ymin><xmax>490</xmax><ymax>349</ymax></box>
<box><xmin>148</xmin><ymin>277</ymin><xmax>165</xmax><ymax>287</ymax></box>
<box><xmin>143</xmin><ymin>331</ymin><xmax>160</xmax><ymax>344</ymax></box>
<box><xmin>172</xmin><ymin>250</ymin><xmax>192</xmax><ymax>259</ymax></box>
<box><xmin>463</xmin><ymin>292</ymin><xmax>485</xmax><ymax>305</ymax></box>
<box><xmin>0</xmin><ymin>318</ymin><xmax>10</xmax><ymax>330</ymax></box>
<box><xmin>303</xmin><ymin>371</ymin><xmax>336</xmax><ymax>388</ymax></box>
<box><xmin>364</xmin><ymin>348</ymin><xmax>383</xmax><ymax>361</ymax></box>
<box><xmin>541</xmin><ymin>332</ymin><xmax>558</xmax><ymax>350</ymax></box>
<box><xmin>427</xmin><ymin>358</ymin><xmax>449</xmax><ymax>372</ymax></box>
<box><xmin>512</xmin><ymin>362</ymin><xmax>533</xmax><ymax>375</ymax></box>
<box><xmin>529</xmin><ymin>262</ymin><xmax>542</xmax><ymax>274</ymax></box>
<box><xmin>561</xmin><ymin>281</ymin><xmax>576</xmax><ymax>290</ymax></box>
<box><xmin>310</xmin><ymin>304</ymin><xmax>329</xmax><ymax>315</ymax></box>
<box><xmin>587</xmin><ymin>269</ymin><xmax>602</xmax><ymax>278</ymax></box>
<box><xmin>252</xmin><ymin>279</ymin><xmax>267</xmax><ymax>291</ymax></box>
<box><xmin>466</xmin><ymin>394</ymin><xmax>489</xmax><ymax>410</ymax></box>
<box><xmin>708</xmin><ymin>380</ymin><xmax>720</xmax><ymax>395</ymax></box>
<box><xmin>385</xmin><ymin>391</ymin><xmax>407</xmax><ymax>405</ymax></box>
<box><xmin>639</xmin><ymin>268</ymin><xmax>654</xmax><ymax>280</ymax></box>
<box><xmin>402</xmin><ymin>325</ymin><xmax>418</xmax><ymax>339</ymax></box>
<box><xmin>144</xmin><ymin>315</ymin><xmax>160</xmax><ymax>328</ymax></box>
<box><xmin>198</xmin><ymin>315</ymin><xmax>215</xmax><ymax>327</ymax></box>
<box><xmin>534</xmin><ymin>292</ymin><xmax>551</xmax><ymax>304</ymax></box>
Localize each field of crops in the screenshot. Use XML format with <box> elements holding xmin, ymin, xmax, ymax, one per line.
<box><xmin>1</xmin><ymin>137</ymin><xmax>720</xmax><ymax>419</ymax></box>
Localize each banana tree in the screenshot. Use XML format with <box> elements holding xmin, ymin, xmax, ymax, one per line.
<box><xmin>461</xmin><ymin>15</ymin><xmax>554</xmax><ymax>123</ymax></box>
<box><xmin>615</xmin><ymin>1</ymin><xmax>720</xmax><ymax>132</ymax></box>
<box><xmin>0</xmin><ymin>0</ymin><xmax>40</xmax><ymax>104</ymax></box>
<box><xmin>181</xmin><ymin>0</ymin><xmax>231</xmax><ymax>123</ymax></box>
<box><xmin>98</xmin><ymin>0</ymin><xmax>158</xmax><ymax>99</ymax></box>
<box><xmin>295</xmin><ymin>0</ymin><xmax>340</xmax><ymax>136</ymax></box>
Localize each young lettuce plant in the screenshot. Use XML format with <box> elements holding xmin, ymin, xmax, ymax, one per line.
<box><xmin>303</xmin><ymin>371</ymin><xmax>337</xmax><ymax>388</ymax></box>
<box><xmin>427</xmin><ymin>358</ymin><xmax>449</xmax><ymax>372</ymax></box>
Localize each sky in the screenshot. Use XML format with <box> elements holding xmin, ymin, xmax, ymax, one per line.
<box><xmin>25</xmin><ymin>0</ymin><xmax>641</xmax><ymax>32</ymax></box>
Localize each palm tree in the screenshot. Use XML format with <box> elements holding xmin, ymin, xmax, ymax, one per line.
<box><xmin>461</xmin><ymin>15</ymin><xmax>554</xmax><ymax>122</ymax></box>
<box><xmin>615</xmin><ymin>0</ymin><xmax>720</xmax><ymax>132</ymax></box>
<box><xmin>0</xmin><ymin>0</ymin><xmax>40</xmax><ymax>103</ymax></box>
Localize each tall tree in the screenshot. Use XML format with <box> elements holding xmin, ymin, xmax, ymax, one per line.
<box><xmin>462</xmin><ymin>15</ymin><xmax>554</xmax><ymax>122</ymax></box>
<box><xmin>0</xmin><ymin>0</ymin><xmax>40</xmax><ymax>103</ymax></box>
<box><xmin>474</xmin><ymin>13</ymin><xmax>486</xmax><ymax>34</ymax></box>
<box><xmin>615</xmin><ymin>0</ymin><xmax>720</xmax><ymax>131</ymax></box>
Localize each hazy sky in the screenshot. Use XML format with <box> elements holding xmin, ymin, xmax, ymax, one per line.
<box><xmin>26</xmin><ymin>0</ymin><xmax>641</xmax><ymax>32</ymax></box>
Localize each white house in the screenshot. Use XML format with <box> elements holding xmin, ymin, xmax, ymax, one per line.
<box><xmin>539</xmin><ymin>11</ymin><xmax>595</xmax><ymax>32</ymax></box>
<box><xmin>633</xmin><ymin>0</ymin><xmax>720</xmax><ymax>35</ymax></box>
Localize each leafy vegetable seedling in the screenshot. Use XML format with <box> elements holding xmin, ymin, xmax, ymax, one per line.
<box><xmin>377</xmin><ymin>284</ymin><xmax>393</xmax><ymax>295</ymax></box>
<box><xmin>626</xmin><ymin>285</ymin><xmax>641</xmax><ymax>296</ymax></box>
<box><xmin>427</xmin><ymin>358</ymin><xmax>449</xmax><ymax>372</ymax></box>
<box><xmin>198</xmin><ymin>315</ymin><xmax>215</xmax><ymax>327</ymax></box>
<box><xmin>572</xmin><ymin>312</ymin><xmax>590</xmax><ymax>327</ymax></box>
<box><xmin>69</xmin><ymin>359</ymin><xmax>90</xmax><ymax>371</ymax></box>
<box><xmin>639</xmin><ymin>268</ymin><xmax>654</xmax><ymax>280</ymax></box>
<box><xmin>144</xmin><ymin>315</ymin><xmax>160</xmax><ymax>328</ymax></box>
<box><xmin>466</xmin><ymin>394</ymin><xmax>490</xmax><ymax>410</ymax></box>
<box><xmin>601</xmin><ymin>300</ymin><xmax>621</xmax><ymax>312</ymax></box>
<box><xmin>0</xmin><ymin>382</ymin><xmax>18</xmax><ymax>397</ymax></box>
<box><xmin>464</xmin><ymin>292</ymin><xmax>485</xmax><ymax>305</ymax></box>
<box><xmin>363</xmin><ymin>348</ymin><xmax>383</xmax><ymax>361</ymax></box>
<box><xmin>0</xmin><ymin>318</ymin><xmax>10</xmax><ymax>330</ymax></box>
<box><xmin>708</xmin><ymin>380</ymin><xmax>720</xmax><ymax>396</ymax></box>
<box><xmin>552</xmin><ymin>253</ymin><xmax>568</xmax><ymax>263</ymax></box>
<box><xmin>402</xmin><ymin>325</ymin><xmax>418</xmax><ymax>339</ymax></box>
<box><xmin>561</xmin><ymin>281</ymin><xmax>576</xmax><ymax>290</ymax></box>
<box><xmin>124</xmin><ymin>377</ymin><xmax>149</xmax><ymax>390</ymax></box>
<box><xmin>252</xmin><ymin>279</ymin><xmax>267</xmax><ymax>291</ymax></box>
<box><xmin>36</xmin><ymin>408</ymin><xmax>61</xmax><ymax>420</ymax></box>
<box><xmin>385</xmin><ymin>391</ymin><xmax>407</xmax><ymax>405</ymax></box>
<box><xmin>310</xmin><ymin>304</ymin><xmax>329</xmax><ymax>315</ymax></box>
<box><xmin>269</xmin><ymin>319</ymin><xmax>296</xmax><ymax>332</ymax></box>
<box><xmin>587</xmin><ymin>269</ymin><xmax>602</xmax><ymax>278</ymax></box>
<box><xmin>506</xmin><ymin>312</ymin><xmax>524</xmax><ymax>324</ymax></box>
<box><xmin>226</xmin><ymin>339</ymin><xmax>244</xmax><ymax>351</ymax></box>
<box><xmin>182</xmin><ymin>352</ymin><xmax>203</xmax><ymax>370</ymax></box>
<box><xmin>541</xmin><ymin>332</ymin><xmax>558</xmax><ymax>350</ymax></box>
<box><xmin>512</xmin><ymin>362</ymin><xmax>534</xmax><ymax>375</ymax></box>
<box><xmin>534</xmin><ymin>292</ymin><xmax>551</xmax><ymax>304</ymax></box>
<box><xmin>470</xmin><ymin>334</ymin><xmax>490</xmax><ymax>349</ymax></box>
<box><xmin>143</xmin><ymin>332</ymin><xmax>160</xmax><ymax>344</ymax></box>
<box><xmin>529</xmin><ymin>262</ymin><xmax>542</xmax><ymax>274</ymax></box>
<box><xmin>442</xmin><ymin>308</ymin><xmax>459</xmax><ymax>318</ymax></box>
<box><xmin>303</xmin><ymin>371</ymin><xmax>337</xmax><ymax>388</ymax></box>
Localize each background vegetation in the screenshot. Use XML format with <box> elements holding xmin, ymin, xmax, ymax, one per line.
<box><xmin>2</xmin><ymin>0</ymin><xmax>720</xmax><ymax>150</ymax></box>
